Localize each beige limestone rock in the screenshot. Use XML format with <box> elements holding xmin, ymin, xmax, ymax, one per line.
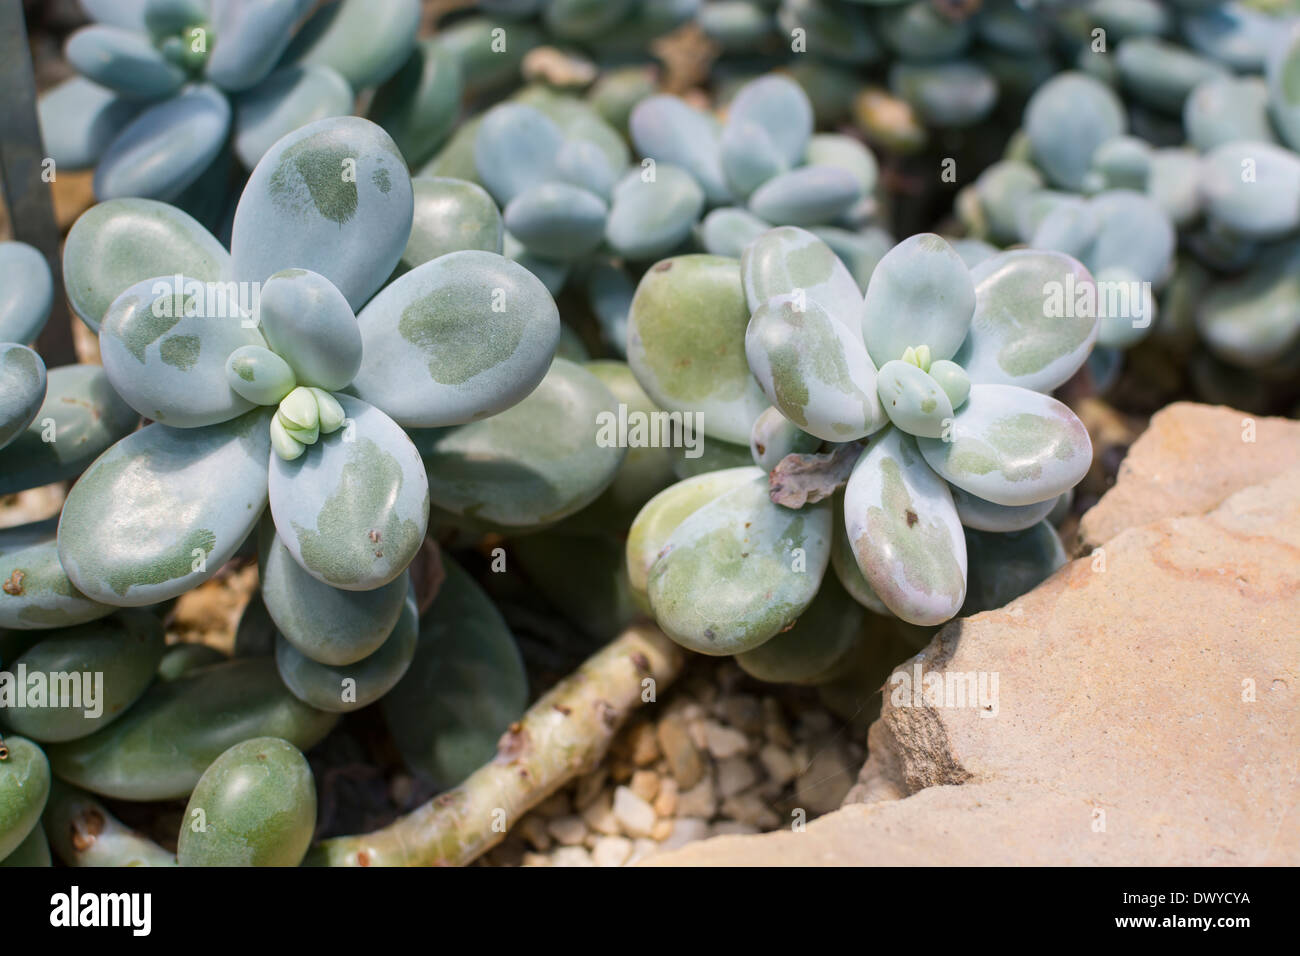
<box><xmin>647</xmin><ymin>410</ymin><xmax>1300</xmax><ymax>865</ymax></box>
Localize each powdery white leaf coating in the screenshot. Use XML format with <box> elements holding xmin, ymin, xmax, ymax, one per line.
<box><xmin>352</xmin><ymin>250</ymin><xmax>559</xmax><ymax>427</ymax></box>
<box><xmin>58</xmin><ymin>410</ymin><xmax>274</xmax><ymax>607</ymax></box>
<box><xmin>843</xmin><ymin>427</ymin><xmax>967</xmax><ymax>626</ymax></box>
<box><xmin>917</xmin><ymin>383</ymin><xmax>1092</xmax><ymax>507</ymax></box>
<box><xmin>268</xmin><ymin>396</ymin><xmax>429</xmax><ymax>591</ymax></box>
<box><xmin>647</xmin><ymin>474</ymin><xmax>831</xmax><ymax>655</ymax></box>
<box><xmin>232</xmin><ymin>116</ymin><xmax>413</xmax><ymax>311</ymax></box>
<box><xmin>954</xmin><ymin>249</ymin><xmax>1099</xmax><ymax>393</ymax></box>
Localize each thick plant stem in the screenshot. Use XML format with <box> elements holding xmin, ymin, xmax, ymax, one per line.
<box><xmin>43</xmin><ymin>780</ymin><xmax>177</xmax><ymax>867</ymax></box>
<box><xmin>308</xmin><ymin>623</ymin><xmax>684</xmax><ymax>867</ymax></box>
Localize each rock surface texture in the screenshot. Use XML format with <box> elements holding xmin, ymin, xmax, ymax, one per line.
<box><xmin>649</xmin><ymin>403</ymin><xmax>1300</xmax><ymax>865</ymax></box>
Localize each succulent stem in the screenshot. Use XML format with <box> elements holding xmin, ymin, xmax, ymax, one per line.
<box><xmin>305</xmin><ymin>623</ymin><xmax>684</xmax><ymax>867</ymax></box>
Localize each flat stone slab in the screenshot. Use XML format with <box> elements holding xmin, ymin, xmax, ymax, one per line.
<box><xmin>648</xmin><ymin>404</ymin><xmax>1299</xmax><ymax>866</ymax></box>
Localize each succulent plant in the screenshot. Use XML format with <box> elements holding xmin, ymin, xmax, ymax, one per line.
<box><xmin>959</xmin><ymin>4</ymin><xmax>1300</xmax><ymax>405</ymax></box>
<box><xmin>41</xmin><ymin>115</ymin><xmax>561</xmax><ymax>723</ymax></box>
<box><xmin>39</xmin><ymin>0</ymin><xmax>421</xmax><ymax>217</ymax></box>
<box><xmin>626</xmin><ymin>226</ymin><xmax>1095</xmax><ymax>653</ymax></box>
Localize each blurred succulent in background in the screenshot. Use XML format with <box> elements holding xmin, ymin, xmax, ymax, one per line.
<box><xmin>959</xmin><ymin>1</ymin><xmax>1300</xmax><ymax>409</ymax></box>
<box><xmin>625</xmin><ymin>226</ymin><xmax>1096</xmax><ymax>659</ymax></box>
<box><xmin>39</xmin><ymin>0</ymin><xmax>421</xmax><ymax>225</ymax></box>
<box><xmin>0</xmin><ymin>243</ymin><xmax>55</xmax><ymax>455</ymax></box>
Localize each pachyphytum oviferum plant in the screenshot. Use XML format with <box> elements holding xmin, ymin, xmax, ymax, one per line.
<box><xmin>40</xmin><ymin>0</ymin><xmax>421</xmax><ymax>216</ymax></box>
<box><xmin>625</xmin><ymin>226</ymin><xmax>1095</xmax><ymax>656</ymax></box>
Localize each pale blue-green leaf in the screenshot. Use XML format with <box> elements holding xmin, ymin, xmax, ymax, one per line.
<box><xmin>353</xmin><ymin>250</ymin><xmax>559</xmax><ymax>427</ymax></box>
<box><xmin>0</xmin><ymin>519</ymin><xmax>114</xmax><ymax>631</ymax></box>
<box><xmin>629</xmin><ymin>95</ymin><xmax>731</xmax><ymax>203</ymax></box>
<box><xmin>877</xmin><ymin>359</ymin><xmax>953</xmax><ymax>439</ymax></box>
<box><xmin>368</xmin><ymin>38</ymin><xmax>463</xmax><ymax>170</ymax></box>
<box><xmin>58</xmin><ymin>410</ymin><xmax>273</xmax><ymax>606</ymax></box>
<box><xmin>605</xmin><ymin>165</ymin><xmax>705</xmax><ymax>261</ymax></box>
<box><xmin>256</xmin><ymin>268</ymin><xmax>361</xmax><ymax>390</ymax></box>
<box><xmin>504</xmin><ymin>182</ymin><xmax>608</xmax><ymax>260</ymax></box>
<box><xmin>727</xmin><ymin>74</ymin><xmax>813</xmax><ymax>169</ymax></box>
<box><xmin>93</xmin><ymin>85</ymin><xmax>231</xmax><ymax>202</ymax></box>
<box><xmin>862</xmin><ymin>233</ymin><xmax>975</xmax><ymax>365</ymax></box>
<box><xmin>698</xmin><ymin>207</ymin><xmax>770</xmax><ymax>259</ymax></box>
<box><xmin>206</xmin><ymin>0</ymin><xmax>303</xmax><ymax>91</ymax></box>
<box><xmin>473</xmin><ymin>103</ymin><xmax>564</xmax><ymax>205</ymax></box>
<box><xmin>36</xmin><ymin>77</ymin><xmax>140</xmax><ymax>171</ymax></box>
<box><xmin>741</xmin><ymin>225</ymin><xmax>865</xmax><ymax>335</ymax></box>
<box><xmin>0</xmin><ymin>242</ymin><xmax>52</xmax><ymax>344</ymax></box>
<box><xmin>1200</xmin><ymin>140</ymin><xmax>1300</xmax><ymax>240</ymax></box>
<box><xmin>843</xmin><ymin>427</ymin><xmax>966</xmax><ymax>626</ymax></box>
<box><xmin>748</xmin><ymin>165</ymin><xmax>861</xmax><ymax>227</ymax></box>
<box><xmin>283</xmin><ymin>0</ymin><xmax>420</xmax><ymax>90</ymax></box>
<box><xmin>65</xmin><ymin>25</ymin><xmax>185</xmax><ymax>99</ymax></box>
<box><xmin>0</xmin><ymin>345</ymin><xmax>46</xmax><ymax>452</ymax></box>
<box><xmin>402</xmin><ymin>177</ymin><xmax>503</xmax><ymax>272</ymax></box>
<box><xmin>917</xmin><ymin>384</ymin><xmax>1092</xmax><ymax>507</ymax></box>
<box><xmin>949</xmin><ymin>484</ymin><xmax>1058</xmax><ymax>533</ymax></box>
<box><xmin>268</xmin><ymin>396</ymin><xmax>428</xmax><ymax>591</ymax></box>
<box><xmin>1024</xmin><ymin>71</ymin><xmax>1125</xmax><ymax>190</ymax></box>
<box><xmin>232</xmin><ymin>64</ymin><xmax>354</xmax><ymax>169</ymax></box>
<box><xmin>231</xmin><ymin>116</ymin><xmax>413</xmax><ymax>310</ymax></box>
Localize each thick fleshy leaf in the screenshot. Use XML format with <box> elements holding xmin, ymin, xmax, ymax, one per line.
<box><xmin>63</xmin><ymin>197</ymin><xmax>230</xmax><ymax>332</ymax></box>
<box><xmin>1267</xmin><ymin>24</ymin><xmax>1300</xmax><ymax>151</ymax></box>
<box><xmin>46</xmin><ymin>657</ymin><xmax>337</xmax><ymax>801</ymax></box>
<box><xmin>473</xmin><ymin>103</ymin><xmax>565</xmax><ymax>205</ymax></box>
<box><xmin>80</xmin><ymin>0</ymin><xmax>148</xmax><ymax>30</ymax></box>
<box><xmin>843</xmin><ymin>427</ymin><xmax>967</xmax><ymax>626</ymax></box>
<box><xmin>961</xmin><ymin>521</ymin><xmax>1066</xmax><ymax>616</ymax></box>
<box><xmin>972</xmin><ymin>159</ymin><xmax>1043</xmax><ymax>245</ymax></box>
<box><xmin>1195</xmin><ymin>241</ymin><xmax>1300</xmax><ymax>368</ymax></box>
<box><xmin>276</xmin><ymin>582</ymin><xmax>417</xmax><ymax>712</ymax></box>
<box><xmin>1185</xmin><ymin>75</ymin><xmax>1275</xmax><ymax>152</ymax></box>
<box><xmin>256</xmin><ymin>268</ymin><xmax>361</xmax><ymax>390</ymax></box>
<box><xmin>177</xmin><ymin>737</ymin><xmax>316</xmax><ymax>867</ymax></box>
<box><xmin>381</xmin><ymin>556</ymin><xmax>527</xmax><ymax>788</ymax></box>
<box><xmin>0</xmin><ymin>365</ymin><xmax>139</xmax><ymax>496</ymax></box>
<box><xmin>746</xmin><ymin>296</ymin><xmax>884</xmax><ymax>442</ymax></box>
<box><xmin>369</xmin><ymin>38</ymin><xmax>462</xmax><ymax>169</ymax></box>
<box><xmin>1084</xmin><ymin>190</ymin><xmax>1176</xmax><ymax>285</ymax></box>
<box><xmin>954</xmin><ymin>249</ymin><xmax>1099</xmax><ymax>392</ymax></box>
<box><xmin>58</xmin><ymin>410</ymin><xmax>273</xmax><ymax>606</ymax></box>
<box><xmin>862</xmin><ymin>233</ymin><xmax>975</xmax><ymax>365</ymax></box>
<box><xmin>627</xmin><ymin>254</ymin><xmax>767</xmax><ymax>444</ymax></box>
<box><xmin>0</xmin><ymin>241</ymin><xmax>53</xmax><ymax>345</ymax></box>
<box><xmin>647</xmin><ymin>473</ymin><xmax>831</xmax><ymax>655</ymax></box>
<box><xmin>748</xmin><ymin>165</ymin><xmax>861</xmax><ymax>227</ymax></box>
<box><xmin>721</xmin><ymin>120</ymin><xmax>786</xmax><ymax>200</ymax></box>
<box><xmin>605</xmin><ymin>165</ymin><xmax>705</xmax><ymax>261</ymax></box>
<box><xmin>402</xmin><ymin>177</ymin><xmax>503</xmax><ymax>271</ymax></box>
<box><xmin>586</xmin><ymin>261</ymin><xmax>634</xmax><ymax>355</ymax></box>
<box><xmin>505</xmin><ymin>182</ymin><xmax>608</xmax><ymax>260</ymax></box>
<box><xmin>0</xmin><ymin>736</ymin><xmax>49</xmax><ymax>861</ymax></box>
<box><xmin>877</xmin><ymin>359</ymin><xmax>953</xmax><ymax>439</ymax></box>
<box><xmin>950</xmin><ymin>484</ymin><xmax>1058</xmax><ymax>533</ymax></box>
<box><xmin>698</xmin><ymin>207</ymin><xmax>769</xmax><ymax>258</ymax></box>
<box><xmin>1</xmin><ymin>610</ymin><xmax>165</xmax><ymax>742</ymax></box>
<box><xmin>0</xmin><ymin>821</ymin><xmax>51</xmax><ymax>867</ymax></box>
<box><xmin>878</xmin><ymin>0</ymin><xmax>972</xmax><ymax>59</ymax></box>
<box><xmin>283</xmin><ymin>0</ymin><xmax>420</xmax><ymax>90</ymax></box>
<box><xmin>0</xmin><ymin>345</ymin><xmax>45</xmax><ymax>452</ymax></box>
<box><xmin>629</xmin><ymin>95</ymin><xmax>730</xmax><ymax>203</ymax></box>
<box><xmin>353</xmin><ymin>250</ymin><xmax>558</xmax><ymax>427</ymax></box>
<box><xmin>1200</xmin><ymin>140</ymin><xmax>1300</xmax><ymax>240</ymax></box>
<box><xmin>268</xmin><ymin>396</ymin><xmax>428</xmax><ymax>591</ymax></box>
<box><xmin>805</xmin><ymin>133</ymin><xmax>879</xmax><ymax>195</ymax></box>
<box><xmin>554</xmin><ymin>139</ymin><xmax>619</xmax><ymax>200</ymax></box>
<box><xmin>0</xmin><ymin>519</ymin><xmax>114</xmax><ymax>631</ymax></box>
<box><xmin>829</xmin><ymin>493</ymin><xmax>889</xmax><ymax>616</ymax></box>
<box><xmin>98</xmin><ymin>275</ymin><xmax>263</xmax><ymax>427</ymax></box>
<box><xmin>1024</xmin><ymin>71</ymin><xmax>1125</xmax><ymax>190</ymax></box>
<box><xmin>580</xmin><ymin>360</ymin><xmax>678</xmax><ymax>521</ymax></box>
<box><xmin>226</xmin><ymin>345</ymin><xmax>296</xmax><ymax>405</ymax></box>
<box><xmin>1181</xmin><ymin>2</ymin><xmax>1273</xmax><ymax>72</ymax></box>
<box><xmin>231</xmin><ymin>116</ymin><xmax>414</xmax><ymax>311</ymax></box>
<box><xmin>625</xmin><ymin>466</ymin><xmax>763</xmax><ymax>611</ymax></box>
<box><xmin>94</xmin><ymin>85</ymin><xmax>231</xmax><ymax>202</ymax></box>
<box><xmin>206</xmin><ymin>0</ymin><xmax>303</xmax><ymax>91</ymax></box>
<box><xmin>1095</xmin><ymin>265</ymin><xmax>1157</xmax><ymax>349</ymax></box>
<box><xmin>727</xmin><ymin>74</ymin><xmax>813</xmax><ymax>169</ymax></box>
<box><xmin>1116</xmin><ymin>37</ymin><xmax>1229</xmax><ymax>114</ymax></box>
<box><xmin>417</xmin><ymin>358</ymin><xmax>624</xmax><ymax>529</ymax></box>
<box><xmin>742</xmin><ymin>225</ymin><xmax>866</xmax><ymax>334</ymax></box>
<box><xmin>736</xmin><ymin>572</ymin><xmax>863</xmax><ymax>685</ymax></box>
<box><xmin>232</xmin><ymin>64</ymin><xmax>354</xmax><ymax>169</ymax></box>
<box><xmin>157</xmin><ymin>643</ymin><xmax>226</xmax><ymax>681</ymax></box>
<box><xmin>512</xmin><ymin>88</ymin><xmax>630</xmax><ymax>176</ymax></box>
<box><xmin>65</xmin><ymin>25</ymin><xmax>185</xmax><ymax>99</ymax></box>
<box><xmin>917</xmin><ymin>384</ymin><xmax>1092</xmax><ymax>507</ymax></box>
<box><xmin>36</xmin><ymin>76</ymin><xmax>141</xmax><ymax>170</ymax></box>
<box><xmin>1149</xmin><ymin>148</ymin><xmax>1203</xmax><ymax>227</ymax></box>
<box><xmin>259</xmin><ymin>520</ymin><xmax>408</xmax><ymax>666</ymax></box>
<box><xmin>749</xmin><ymin>405</ymin><xmax>820</xmax><ymax>472</ymax></box>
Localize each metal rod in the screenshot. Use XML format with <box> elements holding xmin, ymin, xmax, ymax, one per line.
<box><xmin>0</xmin><ymin>0</ymin><xmax>76</xmax><ymax>366</ymax></box>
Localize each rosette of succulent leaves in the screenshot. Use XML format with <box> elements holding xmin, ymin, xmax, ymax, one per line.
<box><xmin>624</xmin><ymin>226</ymin><xmax>1097</xmax><ymax>666</ymax></box>
<box><xmin>960</xmin><ymin>1</ymin><xmax>1300</xmax><ymax>405</ymax></box>
<box><xmin>1</xmin><ymin>115</ymin><xmax>586</xmax><ymax>725</ymax></box>
<box><xmin>459</xmin><ymin>71</ymin><xmax>891</xmax><ymax>359</ymax></box>
<box><xmin>38</xmin><ymin>0</ymin><xmax>424</xmax><ymax>225</ymax></box>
